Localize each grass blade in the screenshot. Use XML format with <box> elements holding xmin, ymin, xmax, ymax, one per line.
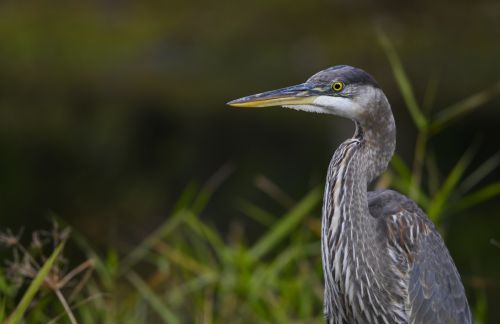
<box><xmin>166</xmin><ymin>273</ymin><xmax>217</xmax><ymax>302</ymax></box>
<box><xmin>254</xmin><ymin>175</ymin><xmax>294</xmax><ymax>208</ymax></box>
<box><xmin>427</xmin><ymin>144</ymin><xmax>477</xmax><ymax>221</ymax></box>
<box><xmin>6</xmin><ymin>242</ymin><xmax>64</xmax><ymax>324</ymax></box>
<box><xmin>70</xmin><ymin>230</ymin><xmax>116</xmax><ymax>291</ymax></box>
<box><xmin>236</xmin><ymin>199</ymin><xmax>277</xmax><ymax>226</ymax></box>
<box><xmin>172</xmin><ymin>182</ymin><xmax>199</xmax><ymax>214</ymax></box>
<box><xmin>119</xmin><ymin>209</ymin><xmax>186</xmax><ymax>275</ymax></box>
<box><xmin>155</xmin><ymin>242</ymin><xmax>214</xmax><ymax>275</ymax></box>
<box><xmin>127</xmin><ymin>272</ymin><xmax>180</xmax><ymax>324</ymax></box>
<box><xmin>377</xmin><ymin>30</ymin><xmax>427</xmax><ymax>130</ymax></box>
<box><xmin>0</xmin><ymin>298</ymin><xmax>5</xmax><ymax>323</ymax></box>
<box><xmin>422</xmin><ymin>71</ymin><xmax>440</xmax><ymax>114</ymax></box>
<box><xmin>453</xmin><ymin>182</ymin><xmax>500</xmax><ymax>212</ymax></box>
<box><xmin>248</xmin><ymin>187</ymin><xmax>321</xmax><ymax>263</ymax></box>
<box><xmin>265</xmin><ymin>242</ymin><xmax>319</xmax><ymax>281</ymax></box>
<box><xmin>473</xmin><ymin>289</ymin><xmax>488</xmax><ymax>324</ymax></box>
<box><xmin>390</xmin><ymin>153</ymin><xmax>412</xmax><ymax>183</ymax></box>
<box><xmin>182</xmin><ymin>211</ymin><xmax>227</xmax><ymax>259</ymax></box>
<box><xmin>430</xmin><ymin>83</ymin><xmax>500</xmax><ymax>134</ymax></box>
<box><xmin>409</xmin><ymin>131</ymin><xmax>428</xmax><ymax>201</ymax></box>
<box><xmin>425</xmin><ymin>151</ymin><xmax>441</xmax><ymax>196</ymax></box>
<box><xmin>192</xmin><ymin>163</ymin><xmax>233</xmax><ymax>214</ymax></box>
<box><xmin>388</xmin><ymin>154</ymin><xmax>430</xmax><ymax>208</ymax></box>
<box><xmin>458</xmin><ymin>151</ymin><xmax>500</xmax><ymax>194</ymax></box>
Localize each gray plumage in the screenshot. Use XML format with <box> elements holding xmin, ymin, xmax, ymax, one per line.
<box><xmin>228</xmin><ymin>65</ymin><xmax>472</xmax><ymax>324</ymax></box>
<box><xmin>317</xmin><ymin>67</ymin><xmax>471</xmax><ymax>323</ymax></box>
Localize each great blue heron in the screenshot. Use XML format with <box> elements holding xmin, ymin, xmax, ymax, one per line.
<box><xmin>228</xmin><ymin>65</ymin><xmax>471</xmax><ymax>323</ymax></box>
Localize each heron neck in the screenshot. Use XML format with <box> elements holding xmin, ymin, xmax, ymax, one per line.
<box><xmin>326</xmin><ymin>91</ymin><xmax>396</xmax><ymax>256</ymax></box>
<box><xmin>355</xmin><ymin>91</ymin><xmax>396</xmax><ymax>182</ymax></box>
<box><xmin>321</xmin><ymin>93</ymin><xmax>396</xmax><ymax>318</ymax></box>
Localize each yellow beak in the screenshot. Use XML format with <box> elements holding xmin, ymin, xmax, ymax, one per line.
<box><xmin>227</xmin><ymin>83</ymin><xmax>317</xmax><ymax>108</ymax></box>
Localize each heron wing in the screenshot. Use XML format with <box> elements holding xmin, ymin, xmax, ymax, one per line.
<box><xmin>368</xmin><ymin>190</ymin><xmax>472</xmax><ymax>324</ymax></box>
<box><xmin>408</xmin><ymin>223</ymin><xmax>472</xmax><ymax>324</ymax></box>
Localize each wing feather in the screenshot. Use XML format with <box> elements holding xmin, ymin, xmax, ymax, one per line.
<box><xmin>409</xmin><ymin>226</ymin><xmax>471</xmax><ymax>323</ymax></box>
<box><xmin>368</xmin><ymin>190</ymin><xmax>472</xmax><ymax>324</ymax></box>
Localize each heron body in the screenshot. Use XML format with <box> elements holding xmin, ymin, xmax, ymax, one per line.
<box><xmin>228</xmin><ymin>65</ymin><xmax>471</xmax><ymax>323</ymax></box>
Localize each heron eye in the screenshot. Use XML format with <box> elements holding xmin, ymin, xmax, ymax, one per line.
<box><xmin>332</xmin><ymin>81</ymin><xmax>344</xmax><ymax>92</ymax></box>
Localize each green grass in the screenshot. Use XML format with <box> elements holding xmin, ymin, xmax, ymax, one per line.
<box><xmin>6</xmin><ymin>243</ymin><xmax>64</xmax><ymax>324</ymax></box>
<box><xmin>0</xmin><ymin>184</ymin><xmax>325</xmax><ymax>323</ymax></box>
<box><xmin>0</xmin><ymin>34</ymin><xmax>499</xmax><ymax>323</ymax></box>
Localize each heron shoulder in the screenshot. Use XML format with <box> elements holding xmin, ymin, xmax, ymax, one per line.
<box><xmin>367</xmin><ymin>189</ymin><xmax>434</xmax><ymax>253</ymax></box>
<box><xmin>367</xmin><ymin>189</ymin><xmax>421</xmax><ymax>218</ymax></box>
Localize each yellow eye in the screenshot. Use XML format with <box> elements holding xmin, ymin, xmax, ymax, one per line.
<box><xmin>332</xmin><ymin>81</ymin><xmax>344</xmax><ymax>92</ymax></box>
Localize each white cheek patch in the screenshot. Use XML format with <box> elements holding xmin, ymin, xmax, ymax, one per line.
<box><xmin>312</xmin><ymin>96</ymin><xmax>363</xmax><ymax>118</ymax></box>
<box><xmin>283</xmin><ymin>104</ymin><xmax>331</xmax><ymax>114</ymax></box>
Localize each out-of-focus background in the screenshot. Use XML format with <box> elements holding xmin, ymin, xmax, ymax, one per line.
<box><xmin>1</xmin><ymin>0</ymin><xmax>499</xmax><ymax>323</ymax></box>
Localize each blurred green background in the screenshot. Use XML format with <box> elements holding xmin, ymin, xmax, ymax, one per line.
<box><xmin>0</xmin><ymin>0</ymin><xmax>499</xmax><ymax>322</ymax></box>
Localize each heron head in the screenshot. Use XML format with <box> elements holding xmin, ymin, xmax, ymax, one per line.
<box><xmin>227</xmin><ymin>65</ymin><xmax>382</xmax><ymax>120</ymax></box>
